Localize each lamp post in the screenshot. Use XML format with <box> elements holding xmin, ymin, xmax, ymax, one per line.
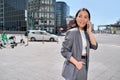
<box><xmin>25</xmin><ymin>15</ymin><xmax>34</xmax><ymax>46</ymax></box>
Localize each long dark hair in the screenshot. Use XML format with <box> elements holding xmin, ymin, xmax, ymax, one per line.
<box><xmin>69</xmin><ymin>8</ymin><xmax>91</xmax><ymax>31</ymax></box>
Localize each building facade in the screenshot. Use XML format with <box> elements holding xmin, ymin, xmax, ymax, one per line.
<box><xmin>0</xmin><ymin>0</ymin><xmax>27</xmax><ymax>31</ymax></box>
<box><xmin>56</xmin><ymin>1</ymin><xmax>69</xmax><ymax>33</ymax></box>
<box><xmin>28</xmin><ymin>0</ymin><xmax>56</xmax><ymax>33</ymax></box>
<box><xmin>66</xmin><ymin>16</ymin><xmax>74</xmax><ymax>29</ymax></box>
<box><xmin>0</xmin><ymin>0</ymin><xmax>3</xmax><ymax>31</ymax></box>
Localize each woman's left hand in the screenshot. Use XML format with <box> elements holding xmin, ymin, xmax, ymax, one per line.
<box><xmin>87</xmin><ymin>21</ymin><xmax>92</xmax><ymax>33</ymax></box>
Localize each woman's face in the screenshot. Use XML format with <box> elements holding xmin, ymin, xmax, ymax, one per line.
<box><xmin>76</xmin><ymin>10</ymin><xmax>89</xmax><ymax>30</ymax></box>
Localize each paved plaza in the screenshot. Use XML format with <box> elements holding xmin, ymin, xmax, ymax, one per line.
<box><xmin>0</xmin><ymin>33</ymin><xmax>120</xmax><ymax>80</ymax></box>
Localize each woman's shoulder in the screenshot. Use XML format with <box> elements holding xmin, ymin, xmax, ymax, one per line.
<box><xmin>65</xmin><ymin>28</ymin><xmax>78</xmax><ymax>37</ymax></box>
<box><xmin>67</xmin><ymin>27</ymin><xmax>78</xmax><ymax>33</ymax></box>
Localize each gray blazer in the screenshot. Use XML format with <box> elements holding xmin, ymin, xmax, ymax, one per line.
<box><xmin>61</xmin><ymin>27</ymin><xmax>98</xmax><ymax>80</ymax></box>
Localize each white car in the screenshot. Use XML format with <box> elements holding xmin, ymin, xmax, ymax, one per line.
<box><xmin>27</xmin><ymin>30</ymin><xmax>58</xmax><ymax>41</ymax></box>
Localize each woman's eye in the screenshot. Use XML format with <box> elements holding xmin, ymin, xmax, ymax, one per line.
<box><xmin>78</xmin><ymin>15</ymin><xmax>82</xmax><ymax>18</ymax></box>
<box><xmin>84</xmin><ymin>16</ymin><xmax>88</xmax><ymax>19</ymax></box>
<box><xmin>84</xmin><ymin>17</ymin><xmax>87</xmax><ymax>19</ymax></box>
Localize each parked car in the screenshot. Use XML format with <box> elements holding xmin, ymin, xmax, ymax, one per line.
<box><xmin>27</xmin><ymin>30</ymin><xmax>58</xmax><ymax>41</ymax></box>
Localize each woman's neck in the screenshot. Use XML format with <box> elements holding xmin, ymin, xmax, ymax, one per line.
<box><xmin>79</xmin><ymin>27</ymin><xmax>84</xmax><ymax>31</ymax></box>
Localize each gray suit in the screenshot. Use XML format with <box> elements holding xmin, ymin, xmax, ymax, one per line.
<box><xmin>61</xmin><ymin>28</ymin><xmax>98</xmax><ymax>80</ymax></box>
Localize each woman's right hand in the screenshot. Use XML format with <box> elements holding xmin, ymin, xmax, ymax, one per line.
<box><xmin>69</xmin><ymin>56</ymin><xmax>85</xmax><ymax>70</ymax></box>
<box><xmin>75</xmin><ymin>61</ymin><xmax>85</xmax><ymax>70</ymax></box>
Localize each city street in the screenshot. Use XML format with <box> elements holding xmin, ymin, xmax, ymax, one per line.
<box><xmin>0</xmin><ymin>34</ymin><xmax>120</xmax><ymax>80</ymax></box>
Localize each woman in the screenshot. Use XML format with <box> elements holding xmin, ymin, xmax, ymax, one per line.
<box><xmin>61</xmin><ymin>8</ymin><xmax>98</xmax><ymax>80</ymax></box>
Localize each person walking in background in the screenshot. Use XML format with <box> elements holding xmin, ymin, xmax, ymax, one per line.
<box><xmin>1</xmin><ymin>32</ymin><xmax>8</xmax><ymax>45</ymax></box>
<box><xmin>61</xmin><ymin>8</ymin><xmax>98</xmax><ymax>80</ymax></box>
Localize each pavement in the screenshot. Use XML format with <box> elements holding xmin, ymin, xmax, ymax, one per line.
<box><xmin>0</xmin><ymin>33</ymin><xmax>120</xmax><ymax>80</ymax></box>
<box><xmin>88</xmin><ymin>34</ymin><xmax>120</xmax><ymax>80</ymax></box>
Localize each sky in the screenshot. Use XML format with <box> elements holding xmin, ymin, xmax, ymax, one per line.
<box><xmin>56</xmin><ymin>0</ymin><xmax>120</xmax><ymax>30</ymax></box>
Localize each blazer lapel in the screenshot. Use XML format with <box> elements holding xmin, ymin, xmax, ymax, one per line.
<box><xmin>84</xmin><ymin>31</ymin><xmax>90</xmax><ymax>56</ymax></box>
<box><xmin>76</xmin><ymin>28</ymin><xmax>82</xmax><ymax>59</ymax></box>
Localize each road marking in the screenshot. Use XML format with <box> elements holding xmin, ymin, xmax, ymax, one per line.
<box><xmin>99</xmin><ymin>43</ymin><xmax>120</xmax><ymax>48</ymax></box>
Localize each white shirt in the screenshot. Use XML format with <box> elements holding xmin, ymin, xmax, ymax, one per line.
<box><xmin>80</xmin><ymin>29</ymin><xmax>87</xmax><ymax>55</ymax></box>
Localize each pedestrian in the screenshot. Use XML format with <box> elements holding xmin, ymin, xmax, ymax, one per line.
<box><xmin>1</xmin><ymin>32</ymin><xmax>8</xmax><ymax>45</ymax></box>
<box><xmin>61</xmin><ymin>8</ymin><xmax>98</xmax><ymax>80</ymax></box>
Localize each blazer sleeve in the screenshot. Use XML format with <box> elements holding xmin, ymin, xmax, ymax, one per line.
<box><xmin>86</xmin><ymin>31</ymin><xmax>98</xmax><ymax>50</ymax></box>
<box><xmin>61</xmin><ymin>30</ymin><xmax>74</xmax><ymax>60</ymax></box>
<box><xmin>90</xmin><ymin>41</ymin><xmax>98</xmax><ymax>50</ymax></box>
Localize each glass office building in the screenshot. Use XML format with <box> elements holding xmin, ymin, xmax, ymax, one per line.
<box><xmin>28</xmin><ymin>0</ymin><xmax>56</xmax><ymax>33</ymax></box>
<box><xmin>0</xmin><ymin>0</ymin><xmax>4</xmax><ymax>30</ymax></box>
<box><xmin>0</xmin><ymin>0</ymin><xmax>27</xmax><ymax>31</ymax></box>
<box><xmin>56</xmin><ymin>1</ymin><xmax>69</xmax><ymax>32</ymax></box>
